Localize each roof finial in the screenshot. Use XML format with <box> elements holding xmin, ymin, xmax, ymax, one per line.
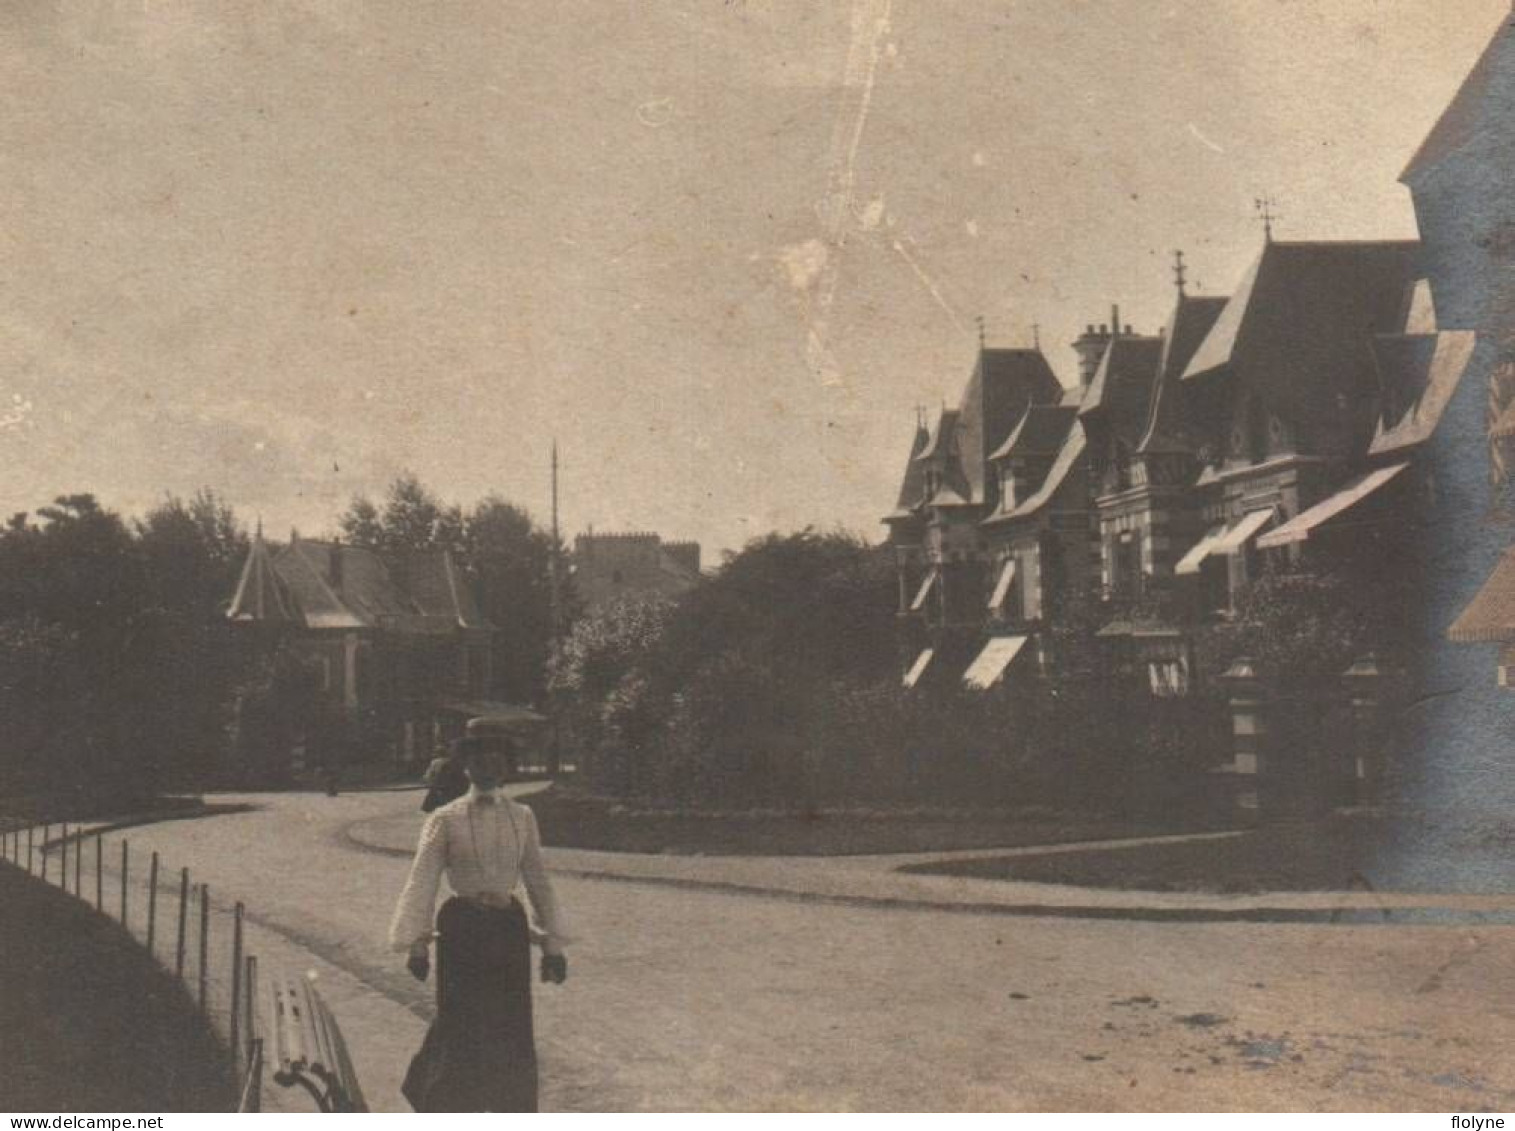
<box><xmin>1032</xmin><ymin>322</ymin><xmax>1042</xmax><ymax>351</ymax></box>
<box><xmin>1173</xmin><ymin>249</ymin><xmax>1188</xmax><ymax>295</ymax></box>
<box><xmin>975</xmin><ymin>314</ymin><xmax>986</xmax><ymax>349</ymax></box>
<box><xmin>1254</xmin><ymin>196</ymin><xmax>1281</xmax><ymax>243</ymax></box>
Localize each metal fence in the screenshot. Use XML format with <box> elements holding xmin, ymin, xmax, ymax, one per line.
<box><xmin>0</xmin><ymin>819</ymin><xmax>264</xmax><ymax>1112</ymax></box>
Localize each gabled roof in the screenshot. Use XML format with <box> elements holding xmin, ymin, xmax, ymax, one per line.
<box><xmin>1402</xmin><ymin>10</ymin><xmax>1515</xmax><ymax>184</ymax></box>
<box><xmin>1079</xmin><ymin>334</ymin><xmax>1164</xmax><ymax>448</ymax></box>
<box><xmin>227</xmin><ymin>539</ymin><xmax>491</xmax><ymax>633</ymax></box>
<box><xmin>1369</xmin><ymin>330</ymin><xmax>1478</xmax><ymax>456</ymax></box>
<box><xmin>1449</xmin><ymin>547</ymin><xmax>1515</xmax><ymax>643</ymax></box>
<box><xmin>989</xmin><ymin>404</ymin><xmax>1078</xmax><ymax>461</ymax></box>
<box><xmin>1139</xmin><ymin>293</ymin><xmax>1229</xmax><ymax>453</ymax></box>
<box><xmin>1181</xmin><ymin>240</ymin><xmax>1423</xmax><ymax>457</ymax></box>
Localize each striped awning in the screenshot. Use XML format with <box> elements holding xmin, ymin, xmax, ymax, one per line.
<box><xmin>1257</xmin><ymin>464</ymin><xmax>1409</xmax><ymax>550</ymax></box>
<box><xmin>963</xmin><ymin>635</ymin><xmax>1030</xmax><ymax>691</ymax></box>
<box><xmin>987</xmin><ymin>560</ymin><xmax>1018</xmax><ymax>613</ymax></box>
<box><xmin>909</xmin><ymin>569</ymin><xmax>939</xmax><ymax>613</ymax></box>
<box><xmin>1213</xmin><ymin>508</ymin><xmax>1276</xmax><ymax>554</ymax></box>
<box><xmin>903</xmin><ymin>648</ymin><xmax>935</xmax><ymax>689</ymax></box>
<box><xmin>1175</xmin><ymin>524</ymin><xmax>1228</xmax><ymax>576</ymax></box>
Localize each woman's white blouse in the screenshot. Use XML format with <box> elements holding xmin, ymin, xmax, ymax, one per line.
<box><xmin>388</xmin><ymin>789</ymin><xmax>570</xmax><ymax>955</ymax></box>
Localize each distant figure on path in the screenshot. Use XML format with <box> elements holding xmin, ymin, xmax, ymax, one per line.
<box><xmin>388</xmin><ymin>743</ymin><xmax>570</xmax><ymax>1113</ymax></box>
<box><xmin>419</xmin><ymin>740</ymin><xmax>470</xmax><ymax>812</ymax></box>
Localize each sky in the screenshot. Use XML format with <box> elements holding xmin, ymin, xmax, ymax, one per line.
<box><xmin>0</xmin><ymin>0</ymin><xmax>1508</xmax><ymax>557</ymax></box>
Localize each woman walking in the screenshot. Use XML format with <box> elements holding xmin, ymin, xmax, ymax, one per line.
<box><xmin>388</xmin><ymin>740</ymin><xmax>570</xmax><ymax>1112</ymax></box>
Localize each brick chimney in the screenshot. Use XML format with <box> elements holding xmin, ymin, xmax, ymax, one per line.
<box><xmin>1072</xmin><ymin>321</ymin><xmax>1112</xmax><ymax>387</ymax></box>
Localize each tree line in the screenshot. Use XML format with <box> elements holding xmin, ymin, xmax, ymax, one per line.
<box><xmin>0</xmin><ymin>476</ymin><xmax>563</xmax><ymax>806</ymax></box>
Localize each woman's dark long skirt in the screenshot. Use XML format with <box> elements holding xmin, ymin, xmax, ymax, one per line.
<box><xmin>402</xmin><ymin>897</ymin><xmax>538</xmax><ymax>1113</ymax></box>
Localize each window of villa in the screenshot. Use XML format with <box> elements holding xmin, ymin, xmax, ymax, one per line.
<box><xmin>1247</xmin><ymin>398</ymin><xmax>1268</xmax><ymax>463</ymax></box>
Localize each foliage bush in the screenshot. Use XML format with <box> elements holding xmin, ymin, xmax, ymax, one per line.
<box><xmin>0</xmin><ymin>491</ymin><xmax>252</xmax><ymax>803</ymax></box>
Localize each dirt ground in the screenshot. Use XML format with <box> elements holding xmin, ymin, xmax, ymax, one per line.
<box><xmin>15</xmin><ymin>790</ymin><xmax>1515</xmax><ymax>1112</ymax></box>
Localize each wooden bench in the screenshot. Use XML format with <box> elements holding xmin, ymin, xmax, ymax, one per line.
<box><xmin>264</xmin><ymin>970</ymin><xmax>368</xmax><ymax>1112</ymax></box>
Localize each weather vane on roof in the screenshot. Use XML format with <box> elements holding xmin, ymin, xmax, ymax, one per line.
<box><xmin>1032</xmin><ymin>322</ymin><xmax>1041</xmax><ymax>350</ymax></box>
<box><xmin>975</xmin><ymin>314</ymin><xmax>986</xmax><ymax>349</ymax></box>
<box><xmin>1254</xmin><ymin>196</ymin><xmax>1282</xmax><ymax>243</ymax></box>
<box><xmin>1173</xmin><ymin>250</ymin><xmax>1188</xmax><ymax>295</ymax></box>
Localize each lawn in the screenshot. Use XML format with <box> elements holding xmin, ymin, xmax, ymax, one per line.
<box><xmin>903</xmin><ymin>818</ymin><xmax>1390</xmax><ymax>893</ymax></box>
<box><xmin>0</xmin><ymin>865</ymin><xmax>234</xmax><ymax>1111</ymax></box>
<box><xmin>525</xmin><ymin>786</ymin><xmax>1218</xmax><ymax>856</ymax></box>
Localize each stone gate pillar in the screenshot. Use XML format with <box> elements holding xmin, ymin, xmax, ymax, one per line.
<box><xmin>1341</xmin><ymin>653</ymin><xmax>1390</xmax><ymax>806</ymax></box>
<box><xmin>1220</xmin><ymin>656</ymin><xmax>1269</xmax><ymax>820</ymax></box>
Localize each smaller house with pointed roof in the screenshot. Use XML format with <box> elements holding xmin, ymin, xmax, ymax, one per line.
<box><xmin>227</xmin><ymin>533</ymin><xmax>497</xmax><ymax>765</ymax></box>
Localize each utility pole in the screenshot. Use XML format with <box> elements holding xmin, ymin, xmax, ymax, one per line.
<box><xmin>550</xmin><ymin>440</ymin><xmax>562</xmax><ymax>640</ymax></box>
<box><xmin>547</xmin><ymin>441</ymin><xmax>563</xmax><ymax>776</ymax></box>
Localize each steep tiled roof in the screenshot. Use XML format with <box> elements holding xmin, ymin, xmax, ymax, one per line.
<box><xmin>394</xmin><ymin>551</ymin><xmax>490</xmax><ymax>630</ymax></box>
<box><xmin>227</xmin><ymin>539</ymin><xmax>490</xmax><ymax>633</ymax></box>
<box><xmin>226</xmin><ymin>534</ymin><xmax>295</xmax><ymax>623</ymax></box>
<box><xmin>1139</xmin><ymin>293</ymin><xmax>1229</xmax><ymax>453</ymax></box>
<box><xmin>1182</xmin><ymin>241</ymin><xmax>1423</xmax><ymax>457</ymax></box>
<box><xmin>910</xmin><ymin>349</ymin><xmax>1063</xmax><ymax>512</ymax></box>
<box><xmin>1402</xmin><ymin>10</ymin><xmax>1515</xmax><ymax>184</ymax></box>
<box><xmin>915</xmin><ymin>409</ymin><xmax>959</xmax><ymax>463</ymax></box>
<box><xmin>989</xmin><ymin>404</ymin><xmax>1078</xmax><ymax>461</ymax></box>
<box><xmin>999</xmin><ymin>424</ymin><xmax>1089</xmax><ymax>522</ymax></box>
<box><xmin>884</xmin><ymin>422</ymin><xmax>932</xmax><ymax>520</ymax></box>
<box><xmin>953</xmin><ymin>350</ymin><xmax>1064</xmax><ymax>507</ymax></box>
<box><xmin>1079</xmin><ymin>334</ymin><xmax>1164</xmax><ymax>448</ymax></box>
<box><xmin>1449</xmin><ymin>547</ymin><xmax>1515</xmax><ymax>643</ymax></box>
<box><xmin>1369</xmin><ymin>330</ymin><xmax>1478</xmax><ymax>455</ymax></box>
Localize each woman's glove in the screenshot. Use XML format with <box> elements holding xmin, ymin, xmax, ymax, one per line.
<box><xmin>406</xmin><ymin>944</ymin><xmax>431</xmax><ymax>982</ymax></box>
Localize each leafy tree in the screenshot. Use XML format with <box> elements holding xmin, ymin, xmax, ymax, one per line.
<box><xmin>547</xmin><ymin>595</ymin><xmax>674</xmax><ymax>790</ymax></box>
<box><xmin>0</xmin><ymin>491</ymin><xmax>255</xmax><ymax>802</ymax></box>
<box><xmin>573</xmin><ymin>530</ymin><xmax>897</xmax><ymax>804</ymax></box>
<box><xmin>137</xmin><ymin>490</ymin><xmax>249</xmax><ymax>618</ymax></box>
<box><xmin>465</xmin><ymin>497</ymin><xmax>565</xmax><ymax>704</ymax></box>
<box><xmin>340</xmin><ymin>475</ymin><xmax>569</xmax><ymax>704</ymax></box>
<box><xmin>340</xmin><ymin>472</ymin><xmax>466</xmax><ymax>558</ymax></box>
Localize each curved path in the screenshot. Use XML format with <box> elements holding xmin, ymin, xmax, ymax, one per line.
<box><xmin>65</xmin><ymin>790</ymin><xmax>1515</xmax><ymax>1112</ymax></box>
